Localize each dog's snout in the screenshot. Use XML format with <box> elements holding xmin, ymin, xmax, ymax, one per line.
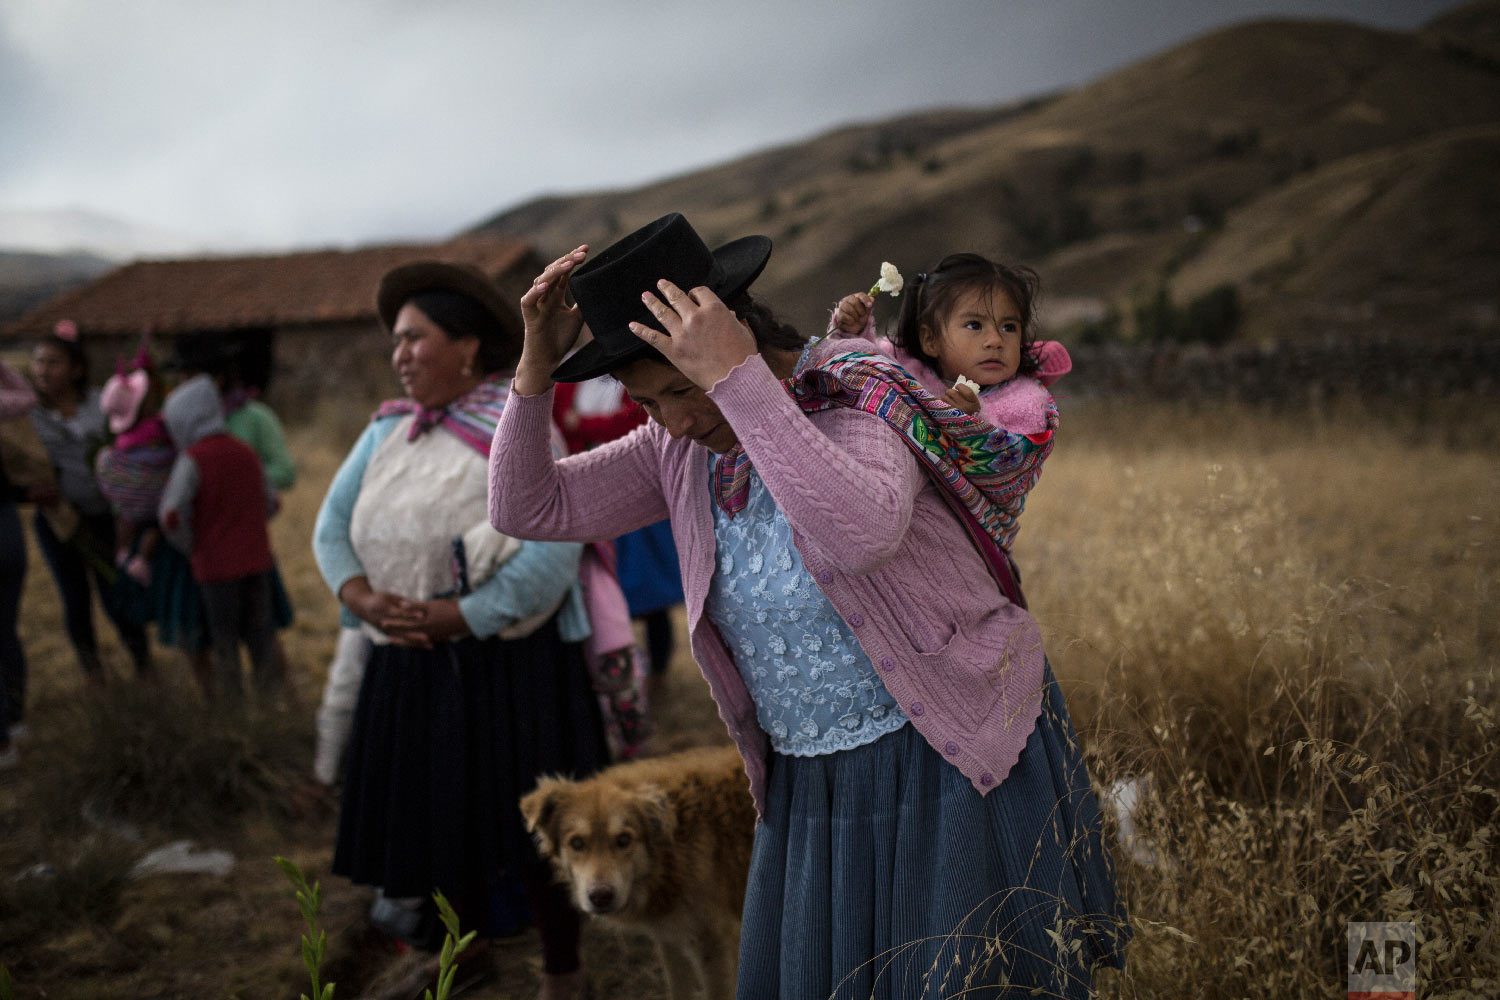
<box><xmin>587</xmin><ymin>885</ymin><xmax>617</xmax><ymax>912</ymax></box>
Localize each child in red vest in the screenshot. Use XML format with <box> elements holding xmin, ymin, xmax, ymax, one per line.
<box><xmin>158</xmin><ymin>373</ymin><xmax>279</xmax><ymax>701</ymax></box>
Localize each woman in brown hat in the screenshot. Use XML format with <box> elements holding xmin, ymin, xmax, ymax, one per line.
<box><xmin>312</xmin><ymin>261</ymin><xmax>606</xmax><ymax>998</ymax></box>
<box><xmin>490</xmin><ymin>214</ymin><xmax>1128</xmax><ymax>998</ymax></box>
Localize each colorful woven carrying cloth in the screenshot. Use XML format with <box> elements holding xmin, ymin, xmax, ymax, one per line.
<box><xmin>712</xmin><ymin>349</ymin><xmax>1056</xmax><ymax>608</ymax></box>
<box><xmin>95</xmin><ymin>414</ymin><xmax>176</xmax><ymax>523</ymax></box>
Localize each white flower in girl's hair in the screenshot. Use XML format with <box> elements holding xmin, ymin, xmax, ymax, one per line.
<box><xmin>869</xmin><ymin>261</ymin><xmax>904</xmax><ymax>297</ymax></box>
<box><xmin>953</xmin><ymin>374</ymin><xmax>980</xmax><ymax>395</ymax></box>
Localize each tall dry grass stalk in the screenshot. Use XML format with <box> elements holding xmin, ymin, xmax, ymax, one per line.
<box><xmin>1019</xmin><ymin>397</ymin><xmax>1499</xmax><ymax>998</ymax></box>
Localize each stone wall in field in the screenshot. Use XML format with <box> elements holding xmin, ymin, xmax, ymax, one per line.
<box><xmin>1063</xmin><ymin>335</ymin><xmax>1500</xmax><ymax>402</ymax></box>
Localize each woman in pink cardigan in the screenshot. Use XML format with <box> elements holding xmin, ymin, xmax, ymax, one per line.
<box><xmin>489</xmin><ymin>214</ymin><xmax>1127</xmax><ymax>999</ymax></box>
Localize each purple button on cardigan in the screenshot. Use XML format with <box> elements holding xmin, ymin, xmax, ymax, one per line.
<box><xmin>909</xmin><ymin>701</ymin><xmax>924</xmax><ymax>717</ymax></box>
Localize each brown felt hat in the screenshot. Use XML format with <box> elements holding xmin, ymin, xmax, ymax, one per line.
<box><xmin>376</xmin><ymin>260</ymin><xmax>523</xmax><ymax>346</ymax></box>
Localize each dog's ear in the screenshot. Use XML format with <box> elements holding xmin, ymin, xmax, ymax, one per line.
<box><xmin>520</xmin><ymin>779</ymin><xmax>566</xmax><ymax>858</ymax></box>
<box><xmin>631</xmin><ymin>784</ymin><xmax>677</xmax><ymax>844</ymax></box>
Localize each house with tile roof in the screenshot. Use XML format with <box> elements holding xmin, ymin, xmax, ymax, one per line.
<box><xmin>0</xmin><ymin>235</ymin><xmax>543</xmax><ymax>417</ymax></box>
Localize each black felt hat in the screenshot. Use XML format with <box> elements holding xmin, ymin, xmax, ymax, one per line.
<box><xmin>550</xmin><ymin>213</ymin><xmax>772</xmax><ymax>383</ymax></box>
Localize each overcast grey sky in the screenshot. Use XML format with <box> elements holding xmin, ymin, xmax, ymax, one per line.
<box><xmin>0</xmin><ymin>0</ymin><xmax>1464</xmax><ymax>253</ymax></box>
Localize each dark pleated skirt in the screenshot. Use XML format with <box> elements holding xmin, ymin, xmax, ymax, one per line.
<box><xmin>332</xmin><ymin>621</ymin><xmax>607</xmax><ymax>910</ymax></box>
<box><xmin>736</xmin><ymin>662</ymin><xmax>1130</xmax><ymax>1000</ymax></box>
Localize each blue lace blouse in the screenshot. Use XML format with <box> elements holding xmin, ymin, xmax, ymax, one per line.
<box><xmin>705</xmin><ymin>459</ymin><xmax>909</xmax><ymax>757</ymax></box>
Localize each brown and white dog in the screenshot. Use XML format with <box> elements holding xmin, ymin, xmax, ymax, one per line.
<box><xmin>520</xmin><ymin>743</ymin><xmax>756</xmax><ymax>1000</ymax></box>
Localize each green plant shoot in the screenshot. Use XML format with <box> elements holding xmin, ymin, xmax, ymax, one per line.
<box><xmin>425</xmin><ymin>890</ymin><xmax>477</xmax><ymax>1000</ymax></box>
<box><xmin>275</xmin><ymin>856</ymin><xmax>335</xmax><ymax>1000</ymax></box>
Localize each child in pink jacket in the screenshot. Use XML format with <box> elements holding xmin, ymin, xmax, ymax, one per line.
<box><xmin>830</xmin><ymin>252</ymin><xmax>1070</xmax><ymax>438</ymax></box>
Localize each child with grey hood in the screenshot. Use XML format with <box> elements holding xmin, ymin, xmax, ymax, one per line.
<box><xmin>158</xmin><ymin>373</ymin><xmax>279</xmax><ymax>701</ymax></box>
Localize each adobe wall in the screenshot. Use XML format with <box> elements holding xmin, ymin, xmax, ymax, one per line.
<box><xmin>265</xmin><ymin>321</ymin><xmax>396</xmax><ymax>420</ymax></box>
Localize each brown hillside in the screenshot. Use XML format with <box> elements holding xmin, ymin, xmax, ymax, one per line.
<box><xmin>1172</xmin><ymin>126</ymin><xmax>1500</xmax><ymax>340</ymax></box>
<box><xmin>472</xmin><ymin>102</ymin><xmax>1051</xmax><ymax>244</ymax></box>
<box><xmin>0</xmin><ymin>251</ymin><xmax>112</xmax><ymax>324</ymax></box>
<box><xmin>1425</xmin><ymin>0</ymin><xmax>1500</xmax><ymax>64</ymax></box>
<box><xmin>471</xmin><ymin>14</ymin><xmax>1500</xmax><ymax>342</ymax></box>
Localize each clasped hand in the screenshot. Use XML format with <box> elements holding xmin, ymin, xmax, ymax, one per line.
<box><xmin>339</xmin><ymin>577</ymin><xmax>468</xmax><ymax>649</ymax></box>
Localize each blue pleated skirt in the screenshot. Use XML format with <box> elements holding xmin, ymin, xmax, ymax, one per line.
<box><xmin>736</xmin><ymin>663</ymin><xmax>1129</xmax><ymax>999</ymax></box>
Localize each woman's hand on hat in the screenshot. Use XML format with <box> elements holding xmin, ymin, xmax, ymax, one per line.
<box><xmin>632</xmin><ymin>279</ymin><xmax>756</xmax><ymax>389</ymax></box>
<box><xmin>515</xmin><ymin>245</ymin><xmax>589</xmax><ymax>395</ymax></box>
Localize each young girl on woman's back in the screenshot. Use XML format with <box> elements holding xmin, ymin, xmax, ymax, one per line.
<box><xmin>831</xmin><ymin>253</ymin><xmax>1070</xmax><ymax>598</ymax></box>
<box><xmin>831</xmin><ymin>252</ymin><xmax>1069</xmax><ymax>437</ymax></box>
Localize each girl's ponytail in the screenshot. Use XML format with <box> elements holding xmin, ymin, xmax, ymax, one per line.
<box><xmin>891</xmin><ymin>271</ymin><xmax>928</xmax><ymax>361</ymax></box>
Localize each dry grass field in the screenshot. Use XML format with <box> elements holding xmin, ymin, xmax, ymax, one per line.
<box><xmin>1022</xmin><ymin>397</ymin><xmax>1498</xmax><ymax>998</ymax></box>
<box><xmin>0</xmin><ymin>394</ymin><xmax>1495</xmax><ymax>998</ymax></box>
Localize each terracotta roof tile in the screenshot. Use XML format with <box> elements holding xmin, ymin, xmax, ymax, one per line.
<box><xmin>1</xmin><ymin>236</ymin><xmax>536</xmax><ymax>339</ymax></box>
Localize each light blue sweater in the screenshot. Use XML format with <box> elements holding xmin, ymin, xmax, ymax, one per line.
<box><xmin>313</xmin><ymin>416</ymin><xmax>589</xmax><ymax>641</ymax></box>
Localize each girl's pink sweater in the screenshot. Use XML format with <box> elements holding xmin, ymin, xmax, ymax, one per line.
<box><xmin>489</xmin><ymin>337</ymin><xmax>1045</xmax><ymax>815</ymax></box>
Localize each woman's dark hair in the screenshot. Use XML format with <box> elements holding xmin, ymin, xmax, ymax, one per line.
<box><xmin>406</xmin><ymin>289</ymin><xmax>522</xmax><ymax>375</ymax></box>
<box><xmin>727</xmin><ymin>293</ymin><xmax>807</xmax><ymax>352</ymax></box>
<box><xmin>892</xmin><ymin>253</ymin><xmax>1042</xmax><ymax>381</ymax></box>
<box><xmin>606</xmin><ymin>292</ymin><xmax>806</xmax><ymax>375</ymax></box>
<box><xmin>40</xmin><ymin>331</ymin><xmax>90</xmax><ymax>396</ymax></box>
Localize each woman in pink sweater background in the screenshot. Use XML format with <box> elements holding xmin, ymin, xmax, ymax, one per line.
<box><xmin>490</xmin><ymin>214</ymin><xmax>1127</xmax><ymax>998</ymax></box>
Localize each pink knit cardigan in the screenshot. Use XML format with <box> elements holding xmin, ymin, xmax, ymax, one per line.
<box><xmin>489</xmin><ymin>337</ymin><xmax>1045</xmax><ymax>815</ymax></box>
